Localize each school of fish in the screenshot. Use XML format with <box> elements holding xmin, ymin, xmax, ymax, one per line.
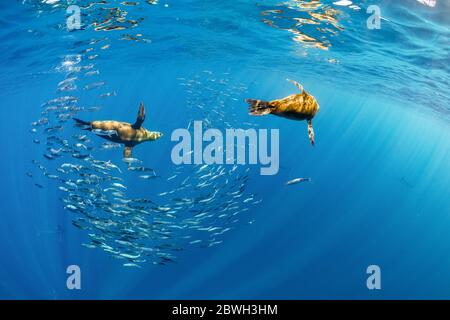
<box><xmin>27</xmin><ymin>0</ymin><xmax>265</xmax><ymax>267</ymax></box>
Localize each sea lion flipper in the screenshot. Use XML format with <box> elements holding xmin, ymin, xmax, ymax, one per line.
<box><xmin>246</xmin><ymin>99</ymin><xmax>273</xmax><ymax>116</ymax></box>
<box><xmin>124</xmin><ymin>146</ymin><xmax>133</xmax><ymax>158</ymax></box>
<box><xmin>132</xmin><ymin>102</ymin><xmax>146</xmax><ymax>129</ymax></box>
<box><xmin>307</xmin><ymin>119</ymin><xmax>315</xmax><ymax>146</ymax></box>
<box><xmin>287</xmin><ymin>79</ymin><xmax>304</xmax><ymax>93</ymax></box>
<box><xmin>73</xmin><ymin>118</ymin><xmax>92</xmax><ymax>130</ymax></box>
<box><xmin>96</xmin><ymin>133</ymin><xmax>119</xmax><ymax>143</ymax></box>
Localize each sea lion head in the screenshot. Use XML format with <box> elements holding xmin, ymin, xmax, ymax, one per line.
<box><xmin>144</xmin><ymin>130</ymin><xmax>163</xmax><ymax>141</ymax></box>
<box><xmin>313</xmin><ymin>97</ymin><xmax>320</xmax><ymax>114</ymax></box>
<box><xmin>305</xmin><ymin>93</ymin><xmax>320</xmax><ymax>118</ymax></box>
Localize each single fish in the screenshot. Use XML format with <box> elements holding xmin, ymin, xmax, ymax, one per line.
<box><xmin>139</xmin><ymin>175</ymin><xmax>158</xmax><ymax>180</ymax></box>
<box><xmin>286</xmin><ymin>177</ymin><xmax>311</xmax><ymax>185</ymax></box>
<box><xmin>112</xmin><ymin>183</ymin><xmax>127</xmax><ymax>189</ymax></box>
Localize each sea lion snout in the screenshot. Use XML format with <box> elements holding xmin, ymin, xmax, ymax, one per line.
<box><xmin>145</xmin><ymin>130</ymin><xmax>163</xmax><ymax>141</ymax></box>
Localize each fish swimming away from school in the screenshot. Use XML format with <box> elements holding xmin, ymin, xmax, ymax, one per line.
<box><xmin>286</xmin><ymin>177</ymin><xmax>312</xmax><ymax>186</ymax></box>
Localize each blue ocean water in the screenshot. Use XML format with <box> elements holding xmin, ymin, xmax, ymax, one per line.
<box><xmin>0</xmin><ymin>0</ymin><xmax>449</xmax><ymax>299</ymax></box>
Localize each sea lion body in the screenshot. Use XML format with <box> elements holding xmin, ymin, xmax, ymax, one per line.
<box><xmin>74</xmin><ymin>103</ymin><xmax>162</xmax><ymax>157</ymax></box>
<box><xmin>268</xmin><ymin>92</ymin><xmax>319</xmax><ymax>121</ymax></box>
<box><xmin>246</xmin><ymin>80</ymin><xmax>319</xmax><ymax>145</ymax></box>
<box><xmin>91</xmin><ymin>120</ymin><xmax>161</xmax><ymax>147</ymax></box>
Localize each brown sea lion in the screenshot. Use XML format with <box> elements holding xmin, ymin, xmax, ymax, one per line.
<box><xmin>73</xmin><ymin>102</ymin><xmax>162</xmax><ymax>158</ymax></box>
<box><xmin>246</xmin><ymin>79</ymin><xmax>319</xmax><ymax>145</ymax></box>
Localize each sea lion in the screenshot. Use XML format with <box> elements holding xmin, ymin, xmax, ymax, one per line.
<box><xmin>73</xmin><ymin>102</ymin><xmax>162</xmax><ymax>158</ymax></box>
<box><xmin>246</xmin><ymin>79</ymin><xmax>319</xmax><ymax>145</ymax></box>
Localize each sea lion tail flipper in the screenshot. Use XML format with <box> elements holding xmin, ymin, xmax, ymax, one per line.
<box><xmin>245</xmin><ymin>99</ymin><xmax>273</xmax><ymax>116</ymax></box>
<box><xmin>73</xmin><ymin>118</ymin><xmax>92</xmax><ymax>130</ymax></box>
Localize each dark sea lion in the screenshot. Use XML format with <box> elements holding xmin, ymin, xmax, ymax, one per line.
<box><xmin>73</xmin><ymin>103</ymin><xmax>162</xmax><ymax>158</ymax></box>
<box><xmin>246</xmin><ymin>79</ymin><xmax>319</xmax><ymax>145</ymax></box>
